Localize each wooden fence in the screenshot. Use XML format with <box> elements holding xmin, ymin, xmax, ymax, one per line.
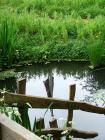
<box><xmin>0</xmin><ymin>78</ymin><xmax>104</xmax><ymax>139</ymax></box>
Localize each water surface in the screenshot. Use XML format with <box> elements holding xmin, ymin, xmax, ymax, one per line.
<box><xmin>1</xmin><ymin>62</ymin><xmax>105</xmax><ymax>140</ymax></box>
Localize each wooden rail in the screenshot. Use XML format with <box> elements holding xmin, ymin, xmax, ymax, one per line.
<box><xmin>0</xmin><ymin>79</ymin><xmax>103</xmax><ymax>139</ymax></box>
<box><xmin>38</xmin><ymin>128</ymin><xmax>98</xmax><ymax>139</ymax></box>
<box><xmin>0</xmin><ymin>113</ymin><xmax>42</xmax><ymax>140</ymax></box>
<box><xmin>2</xmin><ymin>92</ymin><xmax>105</xmax><ymax>114</ymax></box>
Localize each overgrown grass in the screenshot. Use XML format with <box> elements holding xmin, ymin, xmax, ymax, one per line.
<box><xmin>0</xmin><ymin>0</ymin><xmax>105</xmax><ymax>68</ymax></box>
<box><xmin>0</xmin><ymin>19</ymin><xmax>17</xmax><ymax>67</ymax></box>
<box><xmin>87</xmin><ymin>40</ymin><xmax>105</xmax><ymax>68</ymax></box>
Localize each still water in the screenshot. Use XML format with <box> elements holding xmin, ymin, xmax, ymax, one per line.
<box><xmin>1</xmin><ymin>62</ymin><xmax>105</xmax><ymax>140</ymax></box>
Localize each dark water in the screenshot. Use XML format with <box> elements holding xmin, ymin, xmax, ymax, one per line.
<box><xmin>1</xmin><ymin>62</ymin><xmax>105</xmax><ymax>140</ymax></box>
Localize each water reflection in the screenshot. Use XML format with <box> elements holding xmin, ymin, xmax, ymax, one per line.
<box><xmin>43</xmin><ymin>74</ymin><xmax>54</xmax><ymax>117</ymax></box>
<box><xmin>16</xmin><ymin>62</ymin><xmax>88</xmax><ymax>81</ymax></box>
<box><xmin>15</xmin><ymin>62</ymin><xmax>105</xmax><ymax>95</ymax></box>
<box><xmin>1</xmin><ymin>62</ymin><xmax>105</xmax><ymax>139</ymax></box>
<box><xmin>82</xmin><ymin>69</ymin><xmax>105</xmax><ymax>94</ymax></box>
<box><xmin>0</xmin><ymin>77</ymin><xmax>17</xmax><ymax>92</ymax></box>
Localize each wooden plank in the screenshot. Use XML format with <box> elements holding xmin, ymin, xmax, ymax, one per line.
<box><xmin>67</xmin><ymin>84</ymin><xmax>76</xmax><ymax>127</ymax></box>
<box><xmin>38</xmin><ymin>128</ymin><xmax>98</xmax><ymax>139</ymax></box>
<box><xmin>3</xmin><ymin>92</ymin><xmax>105</xmax><ymax>114</ymax></box>
<box><xmin>0</xmin><ymin>113</ymin><xmax>42</xmax><ymax>140</ymax></box>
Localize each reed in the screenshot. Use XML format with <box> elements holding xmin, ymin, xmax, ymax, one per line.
<box><xmin>87</xmin><ymin>40</ymin><xmax>104</xmax><ymax>68</ymax></box>
<box><xmin>0</xmin><ymin>19</ymin><xmax>17</xmax><ymax>67</ymax></box>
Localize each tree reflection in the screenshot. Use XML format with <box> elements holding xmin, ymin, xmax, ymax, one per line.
<box><xmin>1</xmin><ymin>62</ymin><xmax>105</xmax><ymax>107</ymax></box>
<box><xmin>16</xmin><ymin>62</ymin><xmax>89</xmax><ymax>80</ymax></box>
<box><xmin>0</xmin><ymin>77</ymin><xmax>17</xmax><ymax>93</ymax></box>
<box><xmin>81</xmin><ymin>68</ymin><xmax>105</xmax><ymax>94</ymax></box>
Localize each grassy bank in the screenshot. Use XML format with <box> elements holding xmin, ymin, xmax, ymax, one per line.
<box><xmin>0</xmin><ymin>0</ymin><xmax>105</xmax><ymax>68</ymax></box>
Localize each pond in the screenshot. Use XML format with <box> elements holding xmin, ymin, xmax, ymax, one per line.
<box><xmin>1</xmin><ymin>62</ymin><xmax>105</xmax><ymax>140</ymax></box>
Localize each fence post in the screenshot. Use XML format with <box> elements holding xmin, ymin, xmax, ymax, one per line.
<box><xmin>49</xmin><ymin>117</ymin><xmax>60</xmax><ymax>140</ymax></box>
<box><xmin>0</xmin><ymin>123</ymin><xmax>2</xmax><ymax>140</ymax></box>
<box><xmin>67</xmin><ymin>84</ymin><xmax>76</xmax><ymax>127</ymax></box>
<box><xmin>17</xmin><ymin>78</ymin><xmax>26</xmax><ymax>95</ymax></box>
<box><xmin>17</xmin><ymin>78</ymin><xmax>27</xmax><ymax>126</ymax></box>
<box><xmin>36</xmin><ymin>118</ymin><xmax>45</xmax><ymax>129</ymax></box>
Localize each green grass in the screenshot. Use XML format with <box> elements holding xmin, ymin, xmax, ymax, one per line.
<box><xmin>0</xmin><ymin>19</ymin><xmax>17</xmax><ymax>67</ymax></box>
<box><xmin>87</xmin><ymin>40</ymin><xmax>104</xmax><ymax>68</ymax></box>
<box><xmin>0</xmin><ymin>0</ymin><xmax>105</xmax><ymax>68</ymax></box>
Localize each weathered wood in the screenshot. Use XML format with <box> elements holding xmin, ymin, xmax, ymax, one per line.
<box><xmin>49</xmin><ymin>117</ymin><xmax>60</xmax><ymax>140</ymax></box>
<box><xmin>0</xmin><ymin>113</ymin><xmax>42</xmax><ymax>140</ymax></box>
<box><xmin>36</xmin><ymin>118</ymin><xmax>45</xmax><ymax>129</ymax></box>
<box><xmin>67</xmin><ymin>84</ymin><xmax>76</xmax><ymax>127</ymax></box>
<box><xmin>17</xmin><ymin>78</ymin><xmax>27</xmax><ymax>127</ymax></box>
<box><xmin>3</xmin><ymin>92</ymin><xmax>105</xmax><ymax>114</ymax></box>
<box><xmin>38</xmin><ymin>128</ymin><xmax>98</xmax><ymax>139</ymax></box>
<box><xmin>0</xmin><ymin>123</ymin><xmax>2</xmax><ymax>140</ymax></box>
<box><xmin>49</xmin><ymin>117</ymin><xmax>58</xmax><ymax>128</ymax></box>
<box><xmin>17</xmin><ymin>78</ymin><xmax>26</xmax><ymax>95</ymax></box>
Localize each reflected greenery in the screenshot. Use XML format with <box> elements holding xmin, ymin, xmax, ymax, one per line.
<box><xmin>16</xmin><ymin>62</ymin><xmax>89</xmax><ymax>80</ymax></box>
<box><xmin>1</xmin><ymin>62</ymin><xmax>105</xmax><ymax>106</ymax></box>
<box><xmin>82</xmin><ymin>68</ymin><xmax>105</xmax><ymax>94</ymax></box>
<box><xmin>82</xmin><ymin>89</ymin><xmax>105</xmax><ymax>107</ymax></box>
<box><xmin>0</xmin><ymin>77</ymin><xmax>17</xmax><ymax>93</ymax></box>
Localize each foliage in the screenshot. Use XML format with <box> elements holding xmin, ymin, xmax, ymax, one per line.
<box><xmin>0</xmin><ymin>0</ymin><xmax>105</xmax><ymax>67</ymax></box>
<box><xmin>0</xmin><ymin>91</ymin><xmax>22</xmax><ymax>123</ymax></box>
<box><xmin>0</xmin><ymin>19</ymin><xmax>17</xmax><ymax>67</ymax></box>
<box><xmin>0</xmin><ymin>70</ymin><xmax>16</xmax><ymax>80</ymax></box>
<box><xmin>87</xmin><ymin>40</ymin><xmax>105</xmax><ymax>68</ymax></box>
<box><xmin>0</xmin><ymin>91</ymin><xmax>53</xmax><ymax>140</ymax></box>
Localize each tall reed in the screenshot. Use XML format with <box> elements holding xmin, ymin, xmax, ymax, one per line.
<box><xmin>87</xmin><ymin>40</ymin><xmax>104</xmax><ymax>68</ymax></box>
<box><xmin>0</xmin><ymin>19</ymin><xmax>17</xmax><ymax>67</ymax></box>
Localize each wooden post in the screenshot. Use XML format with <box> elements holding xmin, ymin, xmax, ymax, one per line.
<box><xmin>0</xmin><ymin>123</ymin><xmax>2</xmax><ymax>140</ymax></box>
<box><xmin>49</xmin><ymin>117</ymin><xmax>58</xmax><ymax>128</ymax></box>
<box><xmin>36</xmin><ymin>118</ymin><xmax>45</xmax><ymax>129</ymax></box>
<box><xmin>67</xmin><ymin>84</ymin><xmax>76</xmax><ymax>127</ymax></box>
<box><xmin>17</xmin><ymin>78</ymin><xmax>27</xmax><ymax>127</ymax></box>
<box><xmin>17</xmin><ymin>78</ymin><xmax>26</xmax><ymax>95</ymax></box>
<box><xmin>49</xmin><ymin>117</ymin><xmax>60</xmax><ymax>140</ymax></box>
